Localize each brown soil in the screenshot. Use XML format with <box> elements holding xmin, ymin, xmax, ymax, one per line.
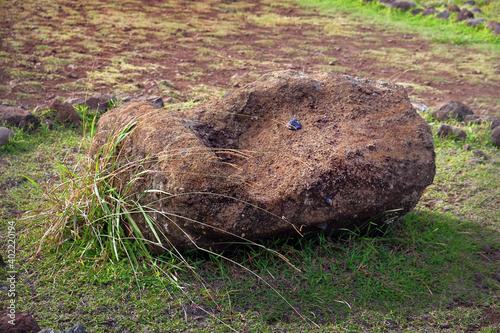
<box><xmin>1</xmin><ymin>0</ymin><xmax>499</xmax><ymax>116</ymax></box>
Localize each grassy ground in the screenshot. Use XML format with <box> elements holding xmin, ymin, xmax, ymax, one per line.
<box><xmin>1</xmin><ymin>0</ymin><xmax>499</xmax><ymax>332</ymax></box>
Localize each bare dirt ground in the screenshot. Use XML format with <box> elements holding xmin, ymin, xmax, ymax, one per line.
<box><xmin>1</xmin><ymin>0</ymin><xmax>499</xmax><ymax>116</ymax></box>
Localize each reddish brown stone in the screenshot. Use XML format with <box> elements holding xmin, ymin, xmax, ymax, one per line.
<box><xmin>0</xmin><ymin>311</ymin><xmax>41</xmax><ymax>333</ymax></box>
<box><xmin>92</xmin><ymin>70</ymin><xmax>436</xmax><ymax>252</ymax></box>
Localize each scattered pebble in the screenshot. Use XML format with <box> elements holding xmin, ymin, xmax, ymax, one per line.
<box><xmin>466</xmin><ymin>158</ymin><xmax>482</xmax><ymax>164</ymax></box>
<box><xmin>481</xmin><ymin>244</ymin><xmax>492</xmax><ymax>253</ymax></box>
<box><xmin>440</xmin><ymin>322</ymin><xmax>451</xmax><ymax>329</ymax></box>
<box><xmin>286</xmin><ymin>117</ymin><xmax>302</xmax><ymax>130</ymax></box>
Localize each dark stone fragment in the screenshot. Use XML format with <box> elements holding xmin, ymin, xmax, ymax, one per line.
<box><xmin>456</xmin><ymin>9</ymin><xmax>474</xmax><ymax>22</ymax></box>
<box><xmin>463</xmin><ymin>0</ymin><xmax>475</xmax><ymax>5</ymax></box>
<box><xmin>486</xmin><ymin>21</ymin><xmax>500</xmax><ymax>31</ymax></box>
<box><xmin>66</xmin><ymin>94</ymin><xmax>116</xmax><ymax>112</ymax></box>
<box><xmin>464</xmin><ymin>115</ymin><xmax>481</xmax><ymax>125</ymax></box>
<box><xmin>491</xmin><ymin>127</ymin><xmax>500</xmax><ymax>147</ymax></box>
<box><xmin>448</xmin><ymin>4</ymin><xmax>460</xmax><ymax>13</ymax></box>
<box><xmin>411</xmin><ymin>8</ymin><xmax>423</xmax><ymax>15</ymax></box>
<box><xmin>286</xmin><ymin>117</ymin><xmax>302</xmax><ymax>130</ymax></box>
<box><xmin>422</xmin><ymin>7</ymin><xmax>437</xmax><ymax>16</ymax></box>
<box><xmin>436</xmin><ymin>10</ymin><xmax>450</xmax><ymax>19</ymax></box>
<box><xmin>441</xmin><ymin>322</ymin><xmax>451</xmax><ymax>329</ymax></box>
<box><xmin>147</xmin><ymin>96</ymin><xmax>164</xmax><ymax>109</ymax></box>
<box><xmin>391</xmin><ymin>1</ymin><xmax>416</xmax><ymax>11</ymax></box>
<box><xmin>431</xmin><ymin>100</ymin><xmax>473</xmax><ymax>121</ymax></box>
<box><xmin>467</xmin><ymin>18</ymin><xmax>485</xmax><ymax>27</ymax></box>
<box><xmin>0</xmin><ymin>311</ymin><xmax>41</xmax><ymax>333</ymax></box>
<box><xmin>489</xmin><ymin>118</ymin><xmax>500</xmax><ymax>130</ymax></box>
<box><xmin>47</xmin><ymin>99</ymin><xmax>81</xmax><ymax>124</ymax></box>
<box><xmin>437</xmin><ymin>124</ymin><xmax>467</xmax><ymax>140</ymax></box>
<box><xmin>0</xmin><ymin>127</ymin><xmax>14</xmax><ymax>147</ymax></box>
<box><xmin>0</xmin><ymin>106</ymin><xmax>41</xmax><ymax>129</ymax></box>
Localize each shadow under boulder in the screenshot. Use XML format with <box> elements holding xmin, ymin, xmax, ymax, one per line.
<box><xmin>91</xmin><ymin>70</ymin><xmax>436</xmax><ymax>252</ymax></box>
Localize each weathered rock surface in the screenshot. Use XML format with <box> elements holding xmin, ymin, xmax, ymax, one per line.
<box><xmin>422</xmin><ymin>7</ymin><xmax>437</xmax><ymax>16</ymax></box>
<box><xmin>0</xmin><ymin>127</ymin><xmax>14</xmax><ymax>147</ymax></box>
<box><xmin>431</xmin><ymin>101</ymin><xmax>473</xmax><ymax>121</ymax></box>
<box><xmin>0</xmin><ymin>311</ymin><xmax>41</xmax><ymax>333</ymax></box>
<box><xmin>391</xmin><ymin>1</ymin><xmax>415</xmax><ymax>11</ymax></box>
<box><xmin>491</xmin><ymin>127</ymin><xmax>500</xmax><ymax>147</ymax></box>
<box><xmin>437</xmin><ymin>124</ymin><xmax>467</xmax><ymax>140</ymax></box>
<box><xmin>66</xmin><ymin>94</ymin><xmax>116</xmax><ymax>112</ymax></box>
<box><xmin>456</xmin><ymin>9</ymin><xmax>474</xmax><ymax>22</ymax></box>
<box><xmin>467</xmin><ymin>18</ymin><xmax>485</xmax><ymax>27</ymax></box>
<box><xmin>46</xmin><ymin>99</ymin><xmax>81</xmax><ymax>124</ymax></box>
<box><xmin>92</xmin><ymin>70</ymin><xmax>436</xmax><ymax>251</ymax></box>
<box><xmin>489</xmin><ymin>118</ymin><xmax>500</xmax><ymax>130</ymax></box>
<box><xmin>0</xmin><ymin>106</ymin><xmax>40</xmax><ymax>129</ymax></box>
<box><xmin>436</xmin><ymin>10</ymin><xmax>450</xmax><ymax>20</ymax></box>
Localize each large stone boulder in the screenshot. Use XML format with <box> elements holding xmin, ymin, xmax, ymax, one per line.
<box><xmin>92</xmin><ymin>70</ymin><xmax>436</xmax><ymax>251</ymax></box>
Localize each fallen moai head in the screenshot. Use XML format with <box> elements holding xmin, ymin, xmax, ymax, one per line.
<box><xmin>91</xmin><ymin>70</ymin><xmax>435</xmax><ymax>252</ymax></box>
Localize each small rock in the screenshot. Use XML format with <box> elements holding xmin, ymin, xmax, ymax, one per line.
<box><xmin>378</xmin><ymin>0</ymin><xmax>394</xmax><ymax>7</ymax></box>
<box><xmin>456</xmin><ymin>9</ymin><xmax>474</xmax><ymax>22</ymax></box>
<box><xmin>66</xmin><ymin>94</ymin><xmax>116</xmax><ymax>112</ymax></box>
<box><xmin>494</xmin><ymin>273</ymin><xmax>500</xmax><ymax>282</ymax></box>
<box><xmin>440</xmin><ymin>322</ymin><xmax>451</xmax><ymax>329</ymax></box>
<box><xmin>463</xmin><ymin>0</ymin><xmax>475</xmax><ymax>5</ymax></box>
<box><xmin>464</xmin><ymin>115</ymin><xmax>481</xmax><ymax>125</ymax></box>
<box><xmin>147</xmin><ymin>96</ymin><xmax>164</xmax><ymax>109</ymax></box>
<box><xmin>466</xmin><ymin>158</ymin><xmax>482</xmax><ymax>164</ymax></box>
<box><xmin>463</xmin><ymin>143</ymin><xmax>472</xmax><ymax>151</ymax></box>
<box><xmin>467</xmin><ymin>18</ymin><xmax>485</xmax><ymax>27</ymax></box>
<box><xmin>422</xmin><ymin>7</ymin><xmax>437</xmax><ymax>16</ymax></box>
<box><xmin>0</xmin><ymin>106</ymin><xmax>41</xmax><ymax>129</ymax></box>
<box><xmin>471</xmin><ymin>7</ymin><xmax>481</xmax><ymax>14</ymax></box>
<box><xmin>472</xmin><ymin>149</ymin><xmax>487</xmax><ymax>160</ymax></box>
<box><xmin>47</xmin><ymin>99</ymin><xmax>82</xmax><ymax>124</ymax></box>
<box><xmin>436</xmin><ymin>10</ymin><xmax>450</xmax><ymax>20</ymax></box>
<box><xmin>383</xmin><ymin>320</ymin><xmax>399</xmax><ymax>328</ymax></box>
<box><xmin>391</xmin><ymin>1</ymin><xmax>416</xmax><ymax>11</ymax></box>
<box><xmin>286</xmin><ymin>118</ymin><xmax>302</xmax><ymax>130</ymax></box>
<box><xmin>67</xmin><ymin>72</ymin><xmax>78</xmax><ymax>79</ymax></box>
<box><xmin>482</xmin><ymin>244</ymin><xmax>492</xmax><ymax>253</ymax></box>
<box><xmin>448</xmin><ymin>5</ymin><xmax>460</xmax><ymax>13</ymax></box>
<box><xmin>421</xmin><ymin>313</ymin><xmax>434</xmax><ymax>322</ymax></box>
<box><xmin>437</xmin><ymin>124</ymin><xmax>467</xmax><ymax>140</ymax></box>
<box><xmin>431</xmin><ymin>101</ymin><xmax>473</xmax><ymax>121</ymax></box>
<box><xmin>486</xmin><ymin>21</ymin><xmax>500</xmax><ymax>31</ymax></box>
<box><xmin>0</xmin><ymin>127</ymin><xmax>14</xmax><ymax>147</ymax></box>
<box><xmin>0</xmin><ymin>253</ymin><xmax>6</xmax><ymax>267</ymax></box>
<box><xmin>489</xmin><ymin>118</ymin><xmax>500</xmax><ymax>130</ymax></box>
<box><xmin>0</xmin><ymin>311</ymin><xmax>41</xmax><ymax>333</ymax></box>
<box><xmin>411</xmin><ymin>8</ymin><xmax>423</xmax><ymax>15</ymax></box>
<box><xmin>490</xmin><ymin>127</ymin><xmax>500</xmax><ymax>147</ymax></box>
